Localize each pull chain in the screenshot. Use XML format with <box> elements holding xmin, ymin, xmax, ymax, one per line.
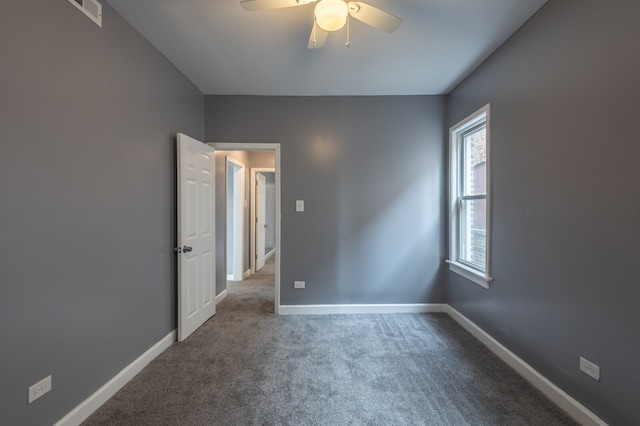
<box><xmin>313</xmin><ymin>17</ymin><xmax>317</xmax><ymax>46</ymax></box>
<box><xmin>345</xmin><ymin>13</ymin><xmax>350</xmax><ymax>47</ymax></box>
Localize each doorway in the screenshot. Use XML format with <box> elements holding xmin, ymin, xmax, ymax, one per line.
<box><xmin>211</xmin><ymin>143</ymin><xmax>281</xmax><ymax>314</ymax></box>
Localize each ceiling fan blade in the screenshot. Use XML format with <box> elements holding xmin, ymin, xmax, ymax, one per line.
<box><xmin>240</xmin><ymin>0</ymin><xmax>317</xmax><ymax>12</ymax></box>
<box><xmin>347</xmin><ymin>2</ymin><xmax>402</xmax><ymax>33</ymax></box>
<box><xmin>308</xmin><ymin>22</ymin><xmax>328</xmax><ymax>49</ymax></box>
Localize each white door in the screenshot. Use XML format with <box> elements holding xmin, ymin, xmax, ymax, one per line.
<box><xmin>177</xmin><ymin>133</ymin><xmax>215</xmax><ymax>342</ymax></box>
<box><xmin>256</xmin><ymin>173</ymin><xmax>266</xmax><ymax>271</ymax></box>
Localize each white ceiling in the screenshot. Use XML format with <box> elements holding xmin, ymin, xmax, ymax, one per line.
<box><xmin>106</xmin><ymin>0</ymin><xmax>548</xmax><ymax>96</ymax></box>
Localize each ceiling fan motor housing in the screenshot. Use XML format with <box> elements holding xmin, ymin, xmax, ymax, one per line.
<box><xmin>315</xmin><ymin>0</ymin><xmax>348</xmax><ymax>31</ymax></box>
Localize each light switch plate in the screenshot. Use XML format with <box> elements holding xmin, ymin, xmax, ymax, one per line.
<box><xmin>296</xmin><ymin>200</ymin><xmax>304</xmax><ymax>212</ymax></box>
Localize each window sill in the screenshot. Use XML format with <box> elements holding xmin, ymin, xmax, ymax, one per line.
<box><xmin>446</xmin><ymin>260</ymin><xmax>493</xmax><ymax>289</ymax></box>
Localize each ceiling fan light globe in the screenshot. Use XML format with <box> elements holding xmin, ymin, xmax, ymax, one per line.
<box><xmin>314</xmin><ymin>0</ymin><xmax>348</xmax><ymax>32</ymax></box>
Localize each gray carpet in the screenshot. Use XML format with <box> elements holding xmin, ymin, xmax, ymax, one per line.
<box><xmin>83</xmin><ymin>267</ymin><xmax>578</xmax><ymax>426</ymax></box>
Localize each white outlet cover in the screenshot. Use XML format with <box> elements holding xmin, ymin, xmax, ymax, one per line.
<box><xmin>295</xmin><ymin>200</ymin><xmax>304</xmax><ymax>212</ymax></box>
<box><xmin>28</xmin><ymin>375</ymin><xmax>52</xmax><ymax>404</ymax></box>
<box><xmin>580</xmin><ymin>357</ymin><xmax>600</xmax><ymax>381</ymax></box>
<box><xmin>294</xmin><ymin>281</ymin><xmax>305</xmax><ymax>289</ymax></box>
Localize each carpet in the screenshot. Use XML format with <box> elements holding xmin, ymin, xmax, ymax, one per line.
<box><xmin>83</xmin><ymin>269</ymin><xmax>578</xmax><ymax>426</ymax></box>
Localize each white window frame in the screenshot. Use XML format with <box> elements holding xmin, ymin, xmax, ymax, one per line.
<box><xmin>447</xmin><ymin>104</ymin><xmax>493</xmax><ymax>288</ymax></box>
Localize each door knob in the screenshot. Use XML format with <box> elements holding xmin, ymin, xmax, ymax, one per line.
<box><xmin>173</xmin><ymin>246</ymin><xmax>182</xmax><ymax>253</ymax></box>
<box><xmin>183</xmin><ymin>246</ymin><xmax>193</xmax><ymax>253</ymax></box>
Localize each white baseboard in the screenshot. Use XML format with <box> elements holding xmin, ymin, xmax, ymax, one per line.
<box><xmin>52</xmin><ymin>303</ymin><xmax>606</xmax><ymax>426</ymax></box>
<box><xmin>278</xmin><ymin>303</ymin><xmax>446</xmax><ymax>315</ymax></box>
<box><xmin>228</xmin><ymin>273</ymin><xmax>245</xmax><ymax>281</ymax></box>
<box><xmin>54</xmin><ymin>330</ymin><xmax>175</xmax><ymax>426</ymax></box>
<box><xmin>264</xmin><ymin>248</ymin><xmax>276</xmax><ymax>262</ymax></box>
<box><xmin>256</xmin><ymin>249</ymin><xmax>275</xmax><ymax>269</ymax></box>
<box><xmin>445</xmin><ymin>305</ymin><xmax>607</xmax><ymax>426</ymax></box>
<box><xmin>215</xmin><ymin>289</ymin><xmax>228</xmax><ymax>305</ymax></box>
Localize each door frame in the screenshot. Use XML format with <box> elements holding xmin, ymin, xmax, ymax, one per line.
<box><xmin>251</xmin><ymin>168</ymin><xmax>275</xmax><ymax>274</ymax></box>
<box><xmin>226</xmin><ymin>157</ymin><xmax>244</xmax><ymax>282</ymax></box>
<box><xmin>210</xmin><ymin>143</ymin><xmax>281</xmax><ymax>315</ymax></box>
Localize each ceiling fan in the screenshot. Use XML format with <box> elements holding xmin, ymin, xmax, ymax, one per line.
<box><xmin>240</xmin><ymin>0</ymin><xmax>402</xmax><ymax>49</ymax></box>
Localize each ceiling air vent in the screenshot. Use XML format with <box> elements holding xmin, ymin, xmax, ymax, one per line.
<box><xmin>68</xmin><ymin>0</ymin><xmax>102</xmax><ymax>27</ymax></box>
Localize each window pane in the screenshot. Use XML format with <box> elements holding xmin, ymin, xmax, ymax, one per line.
<box><xmin>459</xmin><ymin>198</ymin><xmax>486</xmax><ymax>270</ymax></box>
<box><xmin>462</xmin><ymin>126</ymin><xmax>486</xmax><ymax>196</ymax></box>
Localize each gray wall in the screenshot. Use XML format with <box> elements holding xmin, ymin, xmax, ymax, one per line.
<box><xmin>446</xmin><ymin>1</ymin><xmax>640</xmax><ymax>424</ymax></box>
<box><xmin>9</xmin><ymin>0</ymin><xmax>631</xmax><ymax>424</ymax></box>
<box><xmin>206</xmin><ymin>96</ymin><xmax>446</xmax><ymax>305</ymax></box>
<box><xmin>0</xmin><ymin>1</ymin><xmax>204</xmax><ymax>424</ymax></box>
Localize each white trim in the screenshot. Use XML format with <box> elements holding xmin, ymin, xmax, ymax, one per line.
<box><xmin>226</xmin><ymin>157</ymin><xmax>245</xmax><ymax>282</ymax></box>
<box><xmin>449</xmin><ymin>104</ymin><xmax>491</xmax><ymax>138</ymax></box>
<box><xmin>445</xmin><ymin>306</ymin><xmax>607</xmax><ymax>426</ymax></box>
<box><xmin>255</xmin><ymin>231</ymin><xmax>275</xmax><ymax>267</ymax></box>
<box><xmin>215</xmin><ymin>289</ymin><xmax>228</xmax><ymax>305</ymax></box>
<box><xmin>264</xmin><ymin>247</ymin><xmax>276</xmax><ymax>262</ymax></box>
<box><xmin>53</xmin><ymin>304</ymin><xmax>607</xmax><ymax>426</ymax></box>
<box><xmin>54</xmin><ymin>331</ymin><xmax>175</xmax><ymax>426</ymax></box>
<box><xmin>209</xmin><ymin>143</ymin><xmax>281</xmax><ymax>315</ymax></box>
<box><xmin>449</xmin><ymin>104</ymin><xmax>492</xmax><ymax>287</ymax></box>
<box><xmin>226</xmin><ymin>274</ymin><xmax>234</xmax><ymax>281</ymax></box>
<box><xmin>446</xmin><ymin>260</ymin><xmax>492</xmax><ymax>289</ymax></box>
<box><xmin>278</xmin><ymin>304</ymin><xmax>446</xmax><ymax>315</ymax></box>
<box><xmin>243</xmin><ymin>269</ymin><xmax>251</xmax><ymax>279</ymax></box>
<box><xmin>210</xmin><ymin>143</ymin><xmax>277</xmax><ymax>151</ymax></box>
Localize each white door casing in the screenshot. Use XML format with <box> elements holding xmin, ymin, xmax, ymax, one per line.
<box><xmin>177</xmin><ymin>133</ymin><xmax>216</xmax><ymax>342</ymax></box>
<box><xmin>227</xmin><ymin>157</ymin><xmax>244</xmax><ymax>281</ymax></box>
<box><xmin>256</xmin><ymin>173</ymin><xmax>267</xmax><ymax>271</ymax></box>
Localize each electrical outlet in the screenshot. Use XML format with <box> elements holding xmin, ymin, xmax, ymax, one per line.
<box><xmin>295</xmin><ymin>200</ymin><xmax>304</xmax><ymax>212</ymax></box>
<box><xmin>580</xmin><ymin>357</ymin><xmax>600</xmax><ymax>381</ymax></box>
<box><xmin>294</xmin><ymin>281</ymin><xmax>305</xmax><ymax>289</ymax></box>
<box><xmin>28</xmin><ymin>375</ymin><xmax>52</xmax><ymax>404</ymax></box>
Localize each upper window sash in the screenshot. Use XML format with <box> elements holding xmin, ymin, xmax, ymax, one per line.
<box><xmin>459</xmin><ymin>122</ymin><xmax>487</xmax><ymax>198</ymax></box>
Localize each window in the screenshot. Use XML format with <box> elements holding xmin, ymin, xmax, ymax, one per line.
<box><xmin>448</xmin><ymin>105</ymin><xmax>492</xmax><ymax>288</ymax></box>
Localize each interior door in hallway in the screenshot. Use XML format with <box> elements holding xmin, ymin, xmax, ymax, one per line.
<box><xmin>256</xmin><ymin>172</ymin><xmax>266</xmax><ymax>271</ymax></box>
<box><xmin>177</xmin><ymin>133</ymin><xmax>216</xmax><ymax>342</ymax></box>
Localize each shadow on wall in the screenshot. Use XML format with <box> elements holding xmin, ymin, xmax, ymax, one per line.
<box><xmin>300</xmin><ymin>170</ymin><xmax>443</xmax><ymax>305</ymax></box>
